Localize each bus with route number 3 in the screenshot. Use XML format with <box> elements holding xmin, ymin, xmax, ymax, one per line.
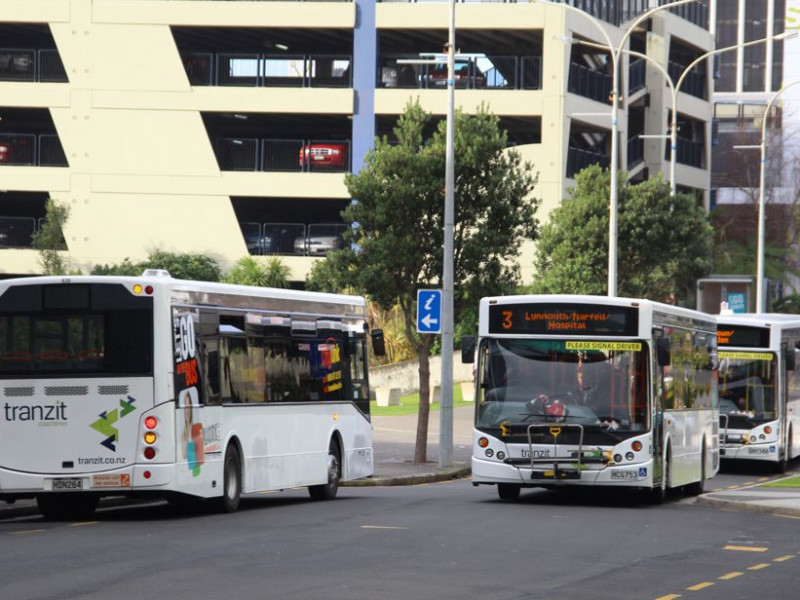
<box><xmin>462</xmin><ymin>295</ymin><xmax>719</xmax><ymax>503</ymax></box>
<box><xmin>0</xmin><ymin>270</ymin><xmax>383</xmax><ymax>519</ymax></box>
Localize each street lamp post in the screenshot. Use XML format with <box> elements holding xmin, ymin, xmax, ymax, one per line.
<box><xmin>754</xmin><ymin>79</ymin><xmax>800</xmax><ymax>313</ymax></box>
<box><xmin>440</xmin><ymin>0</ymin><xmax>456</xmax><ymax>468</ymax></box>
<box><xmin>534</xmin><ymin>0</ymin><xmax>699</xmax><ymax>296</ymax></box>
<box><xmin>584</xmin><ymin>31</ymin><xmax>797</xmax><ymax>196</ymax></box>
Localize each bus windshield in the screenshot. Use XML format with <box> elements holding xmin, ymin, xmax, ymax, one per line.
<box><xmin>476</xmin><ymin>338</ymin><xmax>649</xmax><ymax>435</ymax></box>
<box><xmin>718</xmin><ymin>352</ymin><xmax>776</xmax><ymax>423</ymax></box>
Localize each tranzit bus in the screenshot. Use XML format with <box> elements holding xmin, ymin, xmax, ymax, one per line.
<box><xmin>0</xmin><ymin>270</ymin><xmax>384</xmax><ymax>519</ymax></box>
<box><xmin>462</xmin><ymin>295</ymin><xmax>719</xmax><ymax>502</ymax></box>
<box><xmin>717</xmin><ymin>312</ymin><xmax>800</xmax><ymax>472</ymax></box>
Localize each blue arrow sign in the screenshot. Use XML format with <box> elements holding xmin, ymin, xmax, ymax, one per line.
<box><xmin>417</xmin><ymin>289</ymin><xmax>442</xmax><ymax>334</ymax></box>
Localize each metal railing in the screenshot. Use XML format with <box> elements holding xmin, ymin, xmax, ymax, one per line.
<box><xmin>0</xmin><ymin>217</ymin><xmax>37</xmax><ymax>249</ymax></box>
<box><xmin>659</xmin><ymin>0</ymin><xmax>709</xmax><ymax>30</ymax></box>
<box><xmin>380</xmin><ymin>55</ymin><xmax>542</xmax><ymax>90</ymax></box>
<box><xmin>0</xmin><ymin>133</ymin><xmax>68</xmax><ymax>167</ymax></box>
<box><xmin>568</xmin><ymin>61</ymin><xmax>612</xmax><ymax>103</ymax></box>
<box><xmin>240</xmin><ymin>222</ymin><xmax>347</xmax><ymax>257</ymax></box>
<box><xmin>668</xmin><ymin>60</ymin><xmax>707</xmax><ymax>99</ymax></box>
<box><xmin>627</xmin><ymin>134</ymin><xmax>644</xmax><ymax>168</ymax></box>
<box><xmin>215</xmin><ymin>138</ymin><xmax>351</xmax><ymax>173</ymax></box>
<box><xmin>0</xmin><ymin>48</ymin><xmax>68</xmax><ymax>82</ymax></box>
<box><xmin>566</xmin><ymin>146</ymin><xmax>610</xmax><ymax>178</ymax></box>
<box><xmin>665</xmin><ymin>138</ymin><xmax>704</xmax><ymax>168</ymax></box>
<box><xmin>182</xmin><ymin>53</ymin><xmax>352</xmax><ymax>88</ymax></box>
<box><xmin>628</xmin><ymin>58</ymin><xmax>646</xmax><ymax>94</ymax></box>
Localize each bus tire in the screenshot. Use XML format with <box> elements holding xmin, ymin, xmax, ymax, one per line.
<box><xmin>776</xmin><ymin>429</ymin><xmax>791</xmax><ymax>474</ymax></box>
<box><xmin>215</xmin><ymin>445</ymin><xmax>242</xmax><ymax>513</ymax></box>
<box><xmin>309</xmin><ymin>440</ymin><xmax>341</xmax><ymax>501</ymax></box>
<box><xmin>686</xmin><ymin>442</ymin><xmax>706</xmax><ymax>496</ymax></box>
<box><xmin>37</xmin><ymin>493</ymin><xmax>99</xmax><ymax>520</ymax></box>
<box><xmin>649</xmin><ymin>449</ymin><xmax>671</xmax><ymax>505</ymax></box>
<box><xmin>497</xmin><ymin>484</ymin><xmax>521</xmax><ymax>501</ymax></box>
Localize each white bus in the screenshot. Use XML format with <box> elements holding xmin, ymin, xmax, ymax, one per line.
<box><xmin>0</xmin><ymin>270</ymin><xmax>383</xmax><ymax>518</ymax></box>
<box><xmin>462</xmin><ymin>295</ymin><xmax>719</xmax><ymax>502</ymax></box>
<box><xmin>717</xmin><ymin>313</ymin><xmax>800</xmax><ymax>472</ymax></box>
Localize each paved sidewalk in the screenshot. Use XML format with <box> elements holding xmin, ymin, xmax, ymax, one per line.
<box><xmin>344</xmin><ymin>404</ymin><xmax>474</xmax><ymax>486</ymax></box>
<box><xmin>695</xmin><ymin>481</ymin><xmax>800</xmax><ymax>517</ymax></box>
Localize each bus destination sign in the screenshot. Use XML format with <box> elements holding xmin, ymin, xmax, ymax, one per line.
<box><xmin>488</xmin><ymin>303</ymin><xmax>639</xmax><ymax>336</ymax></box>
<box><xmin>717</xmin><ymin>324</ymin><xmax>770</xmax><ymax>348</ymax></box>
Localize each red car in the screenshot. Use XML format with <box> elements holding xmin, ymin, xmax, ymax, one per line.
<box><xmin>299</xmin><ymin>143</ymin><xmax>347</xmax><ymax>169</ymax></box>
<box><xmin>424</xmin><ymin>61</ymin><xmax>486</xmax><ymax>89</ymax></box>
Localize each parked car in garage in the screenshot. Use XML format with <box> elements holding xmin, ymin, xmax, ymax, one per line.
<box><xmin>422</xmin><ymin>60</ymin><xmax>486</xmax><ymax>89</ymax></box>
<box><xmin>293</xmin><ymin>232</ymin><xmax>344</xmax><ymax>256</ymax></box>
<box><xmin>0</xmin><ymin>51</ymin><xmax>33</xmax><ymax>74</ymax></box>
<box><xmin>298</xmin><ymin>142</ymin><xmax>348</xmax><ymax>170</ymax></box>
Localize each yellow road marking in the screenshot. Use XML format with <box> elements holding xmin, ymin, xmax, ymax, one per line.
<box><xmin>654</xmin><ymin>595</ymin><xmax>682</xmax><ymax>600</ymax></box>
<box><xmin>727</xmin><ymin>484</ymin><xmax>741</xmax><ymax>489</ymax></box>
<box><xmin>774</xmin><ymin>555</ymin><xmax>795</xmax><ymax>562</ymax></box>
<box><xmin>758</xmin><ymin>477</ymin><xmax>769</xmax><ymax>482</ymax></box>
<box><xmin>11</xmin><ymin>529</ymin><xmax>44</xmax><ymax>535</ymax></box>
<box><xmin>360</xmin><ymin>525</ymin><xmax>409</xmax><ymax>530</ymax></box>
<box><xmin>711</xmin><ymin>487</ymin><xmax>723</xmax><ymax>492</ymax></box>
<box><xmin>723</xmin><ymin>545</ymin><xmax>768</xmax><ymax>552</ymax></box>
<box><xmin>69</xmin><ymin>521</ymin><xmax>99</xmax><ymax>527</ymax></box>
<box><xmin>748</xmin><ymin>563</ymin><xmax>771</xmax><ymax>570</ymax></box>
<box><xmin>686</xmin><ymin>582</ymin><xmax>713</xmax><ymax>591</ymax></box>
<box><xmin>718</xmin><ymin>572</ymin><xmax>743</xmax><ymax>580</ymax></box>
<box><xmin>773</xmin><ymin>513</ymin><xmax>800</xmax><ymax>520</ymax></box>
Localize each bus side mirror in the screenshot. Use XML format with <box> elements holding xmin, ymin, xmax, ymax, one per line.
<box><xmin>371</xmin><ymin>329</ymin><xmax>386</xmax><ymax>357</ymax></box>
<box><xmin>656</xmin><ymin>338</ymin><xmax>671</xmax><ymax>367</ymax></box>
<box><xmin>460</xmin><ymin>336</ymin><xmax>475</xmax><ymax>363</ymax></box>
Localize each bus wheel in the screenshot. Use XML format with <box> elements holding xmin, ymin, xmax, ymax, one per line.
<box><xmin>497</xmin><ymin>484</ymin><xmax>521</xmax><ymax>501</ymax></box>
<box><xmin>686</xmin><ymin>444</ymin><xmax>706</xmax><ymax>496</ymax></box>
<box><xmin>309</xmin><ymin>440</ymin><xmax>341</xmax><ymax>501</ymax></box>
<box><xmin>776</xmin><ymin>431</ymin><xmax>791</xmax><ymax>474</ymax></box>
<box><xmin>215</xmin><ymin>445</ymin><xmax>242</xmax><ymax>513</ymax></box>
<box><xmin>649</xmin><ymin>451</ymin><xmax>670</xmax><ymax>505</ymax></box>
<box><xmin>37</xmin><ymin>493</ymin><xmax>99</xmax><ymax>520</ymax></box>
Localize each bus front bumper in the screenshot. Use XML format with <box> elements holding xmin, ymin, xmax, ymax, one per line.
<box><xmin>472</xmin><ymin>456</ymin><xmax>655</xmax><ymax>488</ymax></box>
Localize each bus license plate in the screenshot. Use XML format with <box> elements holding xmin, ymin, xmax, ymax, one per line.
<box><xmin>52</xmin><ymin>478</ymin><xmax>83</xmax><ymax>490</ymax></box>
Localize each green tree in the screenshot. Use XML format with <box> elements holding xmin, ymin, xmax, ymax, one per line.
<box><xmin>226</xmin><ymin>256</ymin><xmax>291</xmax><ymax>288</ymax></box>
<box><xmin>33</xmin><ymin>198</ymin><xmax>69</xmax><ymax>275</ymax></box>
<box><xmin>308</xmin><ymin>101</ymin><xmax>540</xmax><ymax>463</ymax></box>
<box><xmin>91</xmin><ymin>258</ymin><xmax>142</xmax><ymax>276</ymax></box>
<box><xmin>90</xmin><ymin>251</ymin><xmax>222</xmax><ymax>281</ymax></box>
<box><xmin>533</xmin><ymin>165</ymin><xmax>713</xmax><ymax>302</ymax></box>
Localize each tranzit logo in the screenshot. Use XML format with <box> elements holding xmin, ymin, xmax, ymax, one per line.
<box><xmin>90</xmin><ymin>396</ymin><xmax>137</xmax><ymax>451</ymax></box>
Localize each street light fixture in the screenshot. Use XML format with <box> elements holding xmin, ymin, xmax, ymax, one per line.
<box><xmin>754</xmin><ymin>79</ymin><xmax>800</xmax><ymax>313</ymax></box>
<box><xmin>573</xmin><ymin>31</ymin><xmax>797</xmax><ymax>197</ymax></box>
<box><xmin>533</xmin><ymin>0</ymin><xmax>699</xmax><ymax>296</ymax></box>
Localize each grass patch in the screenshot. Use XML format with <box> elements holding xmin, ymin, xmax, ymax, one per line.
<box><xmin>370</xmin><ymin>383</ymin><xmax>473</xmax><ymax>416</ymax></box>
<box><xmin>761</xmin><ymin>475</ymin><xmax>800</xmax><ymax>488</ymax></box>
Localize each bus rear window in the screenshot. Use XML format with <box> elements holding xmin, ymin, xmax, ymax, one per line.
<box><xmin>0</xmin><ymin>285</ymin><xmax>153</xmax><ymax>376</ymax></box>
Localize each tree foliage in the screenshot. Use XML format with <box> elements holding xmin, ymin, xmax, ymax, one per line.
<box><xmin>225</xmin><ymin>256</ymin><xmax>291</xmax><ymax>288</ymax></box>
<box><xmin>308</xmin><ymin>100</ymin><xmax>540</xmax><ymax>462</ymax></box>
<box><xmin>33</xmin><ymin>198</ymin><xmax>70</xmax><ymax>275</ymax></box>
<box><xmin>91</xmin><ymin>250</ymin><xmax>222</xmax><ymax>281</ymax></box>
<box><xmin>533</xmin><ymin>165</ymin><xmax>714</xmax><ymax>302</ymax></box>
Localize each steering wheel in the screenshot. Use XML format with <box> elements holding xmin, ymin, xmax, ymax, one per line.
<box><xmin>480</xmin><ymin>401</ymin><xmax>502</xmax><ymax>424</ymax></box>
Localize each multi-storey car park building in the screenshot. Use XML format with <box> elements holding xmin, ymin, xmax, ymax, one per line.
<box><xmin>0</xmin><ymin>0</ymin><xmax>713</xmax><ymax>284</ymax></box>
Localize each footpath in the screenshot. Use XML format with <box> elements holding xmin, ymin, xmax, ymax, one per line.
<box><xmin>3</xmin><ymin>404</ymin><xmax>800</xmax><ymax>518</ymax></box>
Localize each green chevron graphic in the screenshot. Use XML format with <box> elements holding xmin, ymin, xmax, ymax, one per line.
<box><xmin>90</xmin><ymin>396</ymin><xmax>138</xmax><ymax>452</ymax></box>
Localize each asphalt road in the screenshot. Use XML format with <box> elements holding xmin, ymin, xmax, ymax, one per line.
<box><xmin>2</xmin><ymin>471</ymin><xmax>800</xmax><ymax>600</ymax></box>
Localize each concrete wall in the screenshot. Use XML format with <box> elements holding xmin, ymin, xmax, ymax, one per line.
<box><xmin>369</xmin><ymin>355</ymin><xmax>473</xmax><ymax>397</ymax></box>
